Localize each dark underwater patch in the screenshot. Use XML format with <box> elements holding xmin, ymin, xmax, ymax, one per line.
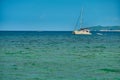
<box><xmin>100</xmin><ymin>68</ymin><xmax>120</xmax><ymax>73</ymax></box>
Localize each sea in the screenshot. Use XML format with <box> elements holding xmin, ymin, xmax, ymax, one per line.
<box><xmin>0</xmin><ymin>31</ymin><xmax>120</xmax><ymax>80</ymax></box>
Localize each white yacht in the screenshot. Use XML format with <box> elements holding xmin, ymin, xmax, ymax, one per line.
<box><xmin>72</xmin><ymin>8</ymin><xmax>92</xmax><ymax>35</ymax></box>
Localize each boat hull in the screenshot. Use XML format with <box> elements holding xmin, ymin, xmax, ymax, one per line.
<box><xmin>72</xmin><ymin>30</ymin><xmax>92</xmax><ymax>35</ymax></box>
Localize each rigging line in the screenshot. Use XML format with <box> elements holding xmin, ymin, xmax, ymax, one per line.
<box><xmin>74</xmin><ymin>8</ymin><xmax>83</xmax><ymax>30</ymax></box>
<box><xmin>80</xmin><ymin>8</ymin><xmax>83</xmax><ymax>29</ymax></box>
<box><xmin>74</xmin><ymin>14</ymin><xmax>81</xmax><ymax>30</ymax></box>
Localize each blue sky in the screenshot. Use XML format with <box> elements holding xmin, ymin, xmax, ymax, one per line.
<box><xmin>0</xmin><ymin>0</ymin><xmax>120</xmax><ymax>31</ymax></box>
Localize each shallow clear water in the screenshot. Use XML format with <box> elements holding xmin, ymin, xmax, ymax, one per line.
<box><xmin>0</xmin><ymin>31</ymin><xmax>120</xmax><ymax>80</ymax></box>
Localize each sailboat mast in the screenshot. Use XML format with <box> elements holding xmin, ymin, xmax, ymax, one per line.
<box><xmin>80</xmin><ymin>8</ymin><xmax>83</xmax><ymax>29</ymax></box>
<box><xmin>74</xmin><ymin>8</ymin><xmax>83</xmax><ymax>30</ymax></box>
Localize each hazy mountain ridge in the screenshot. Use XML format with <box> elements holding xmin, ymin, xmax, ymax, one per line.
<box><xmin>88</xmin><ymin>26</ymin><xmax>120</xmax><ymax>31</ymax></box>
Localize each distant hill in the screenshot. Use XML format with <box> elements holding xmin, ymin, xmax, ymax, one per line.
<box><xmin>88</xmin><ymin>25</ymin><xmax>120</xmax><ymax>31</ymax></box>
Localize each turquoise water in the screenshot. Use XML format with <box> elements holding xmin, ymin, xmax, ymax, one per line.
<box><xmin>0</xmin><ymin>31</ymin><xmax>120</xmax><ymax>80</ymax></box>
